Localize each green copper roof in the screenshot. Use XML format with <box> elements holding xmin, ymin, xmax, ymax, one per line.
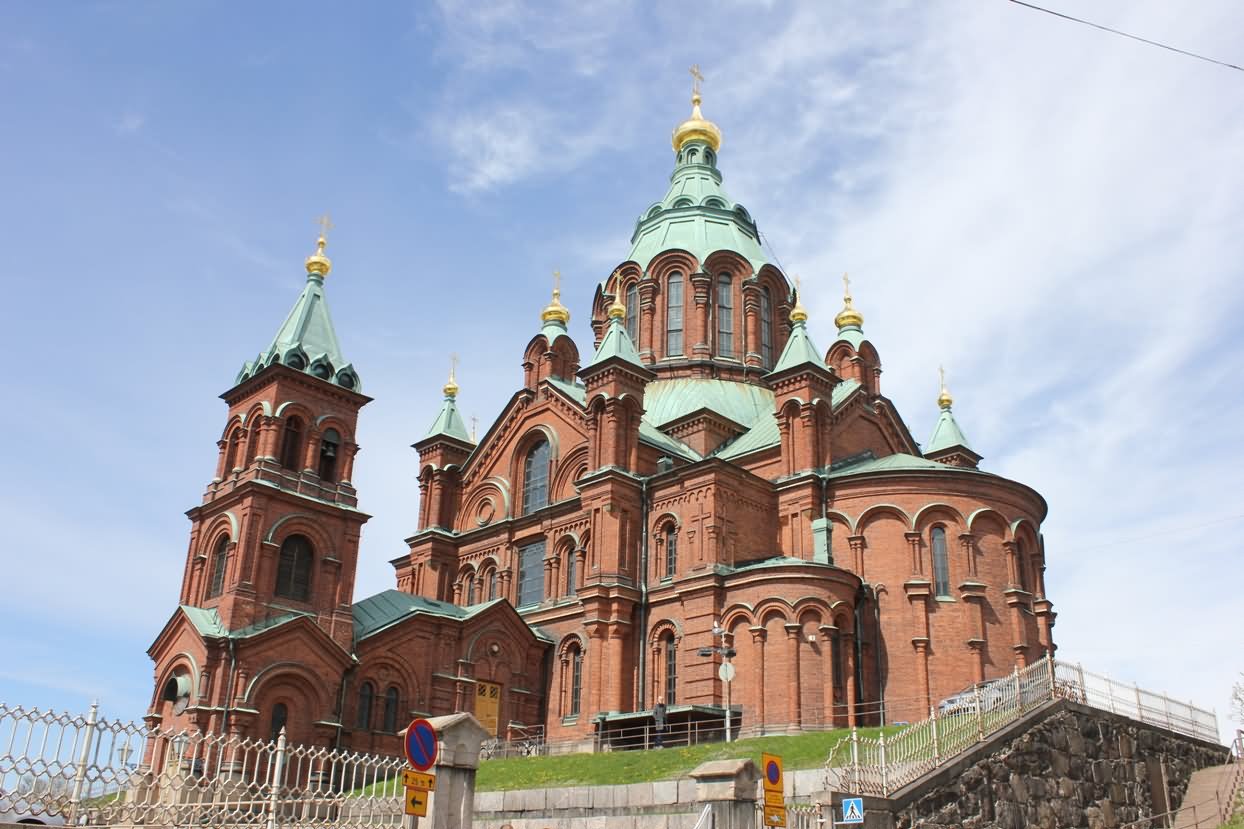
<box><xmin>424</xmin><ymin>394</ymin><xmax>472</xmax><ymax>443</ymax></box>
<box><xmin>925</xmin><ymin>407</ymin><xmax>974</xmax><ymax>456</ymax></box>
<box><xmin>715</xmin><ymin>379</ymin><xmax>861</xmax><ymax>461</ymax></box>
<box><xmin>644</xmin><ymin>378</ymin><xmax>775</xmax><ymax>430</ymax></box>
<box><xmin>181</xmin><ymin>605</ymin><xmax>227</xmax><ymax>638</ymax></box>
<box><xmin>832</xmin><ymin>326</ymin><xmax>866</xmax><ymax>350</ymax></box>
<box><xmin>540</xmin><ymin>317</ymin><xmax>571</xmax><ymax>344</ymax></box>
<box><xmin>587</xmin><ymin>316</ymin><xmax>645</xmax><ymax>369</ymax></box>
<box><xmin>352</xmin><ymin>590</ymin><xmax>473</xmax><ymax>641</ymax></box>
<box><xmin>546</xmin><ymin>377</ymin><xmax>700</xmax><ymax>461</ymax></box>
<box><xmin>770</xmin><ymin>319</ymin><xmax>825</xmax><ymax>374</ymax></box>
<box><xmin>626</xmin><ymin>144</ymin><xmax>767</xmax><ymax>273</ymax></box>
<box><xmin>828</xmin><ymin>451</ymin><xmax>976</xmax><ymax>477</ymax></box>
<box><xmin>236</xmin><ymin>271</ymin><xmax>360</xmax><ymax>391</ymax></box>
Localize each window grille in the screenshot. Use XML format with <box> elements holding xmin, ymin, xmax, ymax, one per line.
<box><xmin>666</xmin><ymin>272</ymin><xmax>684</xmax><ymax>356</ymax></box>
<box><xmin>932</xmin><ymin>527</ymin><xmax>951</xmax><ymax>597</ymax></box>
<box><xmin>625</xmin><ymin>283</ymin><xmax>639</xmax><ymax>342</ymax></box>
<box><xmin>716</xmin><ymin>273</ymin><xmax>733</xmax><ymax>357</ymax></box>
<box><xmin>275</xmin><ymin>535</ymin><xmax>313</xmax><ymax>601</ymax></box>
<box><xmin>522</xmin><ymin>440</ymin><xmax>550</xmax><ymax>514</ymax></box>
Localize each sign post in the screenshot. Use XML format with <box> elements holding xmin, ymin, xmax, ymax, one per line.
<box><xmin>762</xmin><ymin>753</ymin><xmax>785</xmax><ymax>828</ymax></box>
<box><xmin>402</xmin><ymin>718</ymin><xmax>439</xmax><ymax>828</ymax></box>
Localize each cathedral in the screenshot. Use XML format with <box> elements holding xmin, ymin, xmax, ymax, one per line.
<box><xmin>146</xmin><ymin>87</ymin><xmax>1056</xmax><ymax>756</ymax></box>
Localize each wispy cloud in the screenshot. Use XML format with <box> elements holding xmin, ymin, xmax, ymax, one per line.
<box><xmin>115</xmin><ymin>112</ymin><xmax>145</xmax><ymax>134</ymax></box>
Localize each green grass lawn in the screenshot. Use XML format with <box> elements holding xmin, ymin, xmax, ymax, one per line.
<box><xmin>474</xmin><ymin>726</ymin><xmax>896</xmax><ymax>791</ymax></box>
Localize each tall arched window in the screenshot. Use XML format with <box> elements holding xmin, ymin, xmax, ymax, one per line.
<box><xmin>382</xmin><ymin>687</ymin><xmax>400</xmax><ymax>733</ymax></box>
<box><xmin>522</xmin><ymin>440</ymin><xmax>550</xmax><ymax>514</ymax></box>
<box><xmin>270</xmin><ymin>702</ymin><xmax>288</xmax><ymax>741</ymax></box>
<box><xmin>466</xmin><ymin>575</ymin><xmax>476</xmax><ymax>605</ymax></box>
<box><xmin>224</xmin><ymin>430</ymin><xmax>241</xmax><ymax>475</ymax></box>
<box><xmin>1016</xmin><ymin>542</ymin><xmax>1029</xmax><ymax>590</ymax></box>
<box><xmin>569</xmin><ymin>645</ymin><xmax>583</xmax><ymax>716</ymax></box>
<box><xmin>664</xmin><ymin>527</ymin><xmax>678</xmax><ymax>579</ymax></box>
<box><xmin>625</xmin><ymin>283</ymin><xmax>639</xmax><ymax>343</ymax></box>
<box><xmin>663</xmin><ymin>632</ymin><xmax>678</xmax><ymax>704</ymax></box>
<box><xmin>275</xmin><ymin>535</ymin><xmax>313</xmax><ymax>601</ymax></box>
<box><xmin>666</xmin><ymin>272</ymin><xmax>684</xmax><ymax>356</ymax></box>
<box><xmin>716</xmin><ymin>273</ymin><xmax>734</xmax><ymax>358</ymax></box>
<box><xmin>318</xmin><ymin>428</ymin><xmax>340</xmax><ymax>481</ymax></box>
<box><xmin>356</xmin><ymin>682</ymin><xmax>374</xmax><ymax>730</ymax></box>
<box><xmin>207</xmin><ymin>535</ymin><xmax>229</xmax><ymax>598</ymax></box>
<box><xmin>280</xmin><ymin>417</ymin><xmax>303</xmax><ymax>470</ymax></box>
<box><xmin>931</xmin><ymin>527</ymin><xmax>950</xmax><ymax>597</ymax></box>
<box><xmin>487</xmin><ymin>569</ymin><xmax>497</xmax><ymax>601</ymax></box>
<box><xmin>517</xmin><ymin>540</ymin><xmax>546</xmax><ymax>607</ymax></box>
<box><xmin>831</xmin><ymin>627</ymin><xmax>844</xmax><ymax>688</ymax></box>
<box><xmin>565</xmin><ymin>549</ymin><xmax>577</xmax><ymax>597</ymax></box>
<box><xmin>760</xmin><ymin>286</ymin><xmax>774</xmax><ymax>368</ymax></box>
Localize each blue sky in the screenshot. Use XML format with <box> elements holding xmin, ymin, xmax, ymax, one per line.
<box><xmin>2</xmin><ymin>1</ymin><xmax>1242</xmax><ymax>736</ymax></box>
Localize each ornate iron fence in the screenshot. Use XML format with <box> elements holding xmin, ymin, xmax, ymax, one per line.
<box><xmin>825</xmin><ymin>655</ymin><xmax>1220</xmax><ymax>797</ymax></box>
<box><xmin>0</xmin><ymin>702</ymin><xmax>407</xmax><ymax>827</ymax></box>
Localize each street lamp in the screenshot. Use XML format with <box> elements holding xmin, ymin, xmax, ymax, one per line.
<box><xmin>710</xmin><ymin>620</ymin><xmax>736</xmax><ymax>742</ymax></box>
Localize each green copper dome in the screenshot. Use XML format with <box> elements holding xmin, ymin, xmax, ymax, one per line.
<box><xmin>627</xmin><ymin>140</ymin><xmax>767</xmax><ymax>272</ymax></box>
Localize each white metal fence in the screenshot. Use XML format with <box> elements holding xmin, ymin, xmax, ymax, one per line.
<box><xmin>825</xmin><ymin>655</ymin><xmax>1220</xmax><ymax>797</ymax></box>
<box><xmin>0</xmin><ymin>702</ymin><xmax>407</xmax><ymax>827</ymax></box>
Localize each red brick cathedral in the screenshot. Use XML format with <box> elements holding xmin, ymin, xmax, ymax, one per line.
<box><xmin>147</xmin><ymin>92</ymin><xmax>1056</xmax><ymax>754</ymax></box>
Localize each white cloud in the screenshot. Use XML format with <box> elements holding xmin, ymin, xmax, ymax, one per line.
<box><xmin>115</xmin><ymin>112</ymin><xmax>145</xmax><ymax>134</ymax></box>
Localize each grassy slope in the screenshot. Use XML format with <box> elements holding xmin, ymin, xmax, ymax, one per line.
<box><xmin>475</xmin><ymin>727</ymin><xmax>894</xmax><ymax>792</ymax></box>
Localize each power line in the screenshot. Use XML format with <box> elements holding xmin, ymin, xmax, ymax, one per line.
<box><xmin>1006</xmin><ymin>0</ymin><xmax>1243</xmax><ymax>73</ymax></box>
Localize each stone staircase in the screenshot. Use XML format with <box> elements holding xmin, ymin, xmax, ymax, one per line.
<box><xmin>1171</xmin><ymin>761</ymin><xmax>1242</xmax><ymax>828</ymax></box>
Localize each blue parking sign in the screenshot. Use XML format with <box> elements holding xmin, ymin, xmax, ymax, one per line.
<box><xmin>840</xmin><ymin>797</ymin><xmax>864</xmax><ymax>824</ymax></box>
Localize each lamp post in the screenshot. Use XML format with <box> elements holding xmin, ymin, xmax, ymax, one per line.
<box><xmin>706</xmin><ymin>619</ymin><xmax>736</xmax><ymax>742</ymax></box>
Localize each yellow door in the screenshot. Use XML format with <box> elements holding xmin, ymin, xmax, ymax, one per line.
<box><xmin>476</xmin><ymin>680</ymin><xmax>501</xmax><ymax>736</ymax></box>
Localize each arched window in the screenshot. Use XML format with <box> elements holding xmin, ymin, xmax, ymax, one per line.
<box><xmin>318</xmin><ymin>428</ymin><xmax>340</xmax><ymax>482</ymax></box>
<box><xmin>831</xmin><ymin>627</ymin><xmax>844</xmax><ymax>688</ymax></box>
<box><xmin>663</xmin><ymin>632</ymin><xmax>678</xmax><ymax>704</ymax></box>
<box><xmin>356</xmin><ymin>682</ymin><xmax>374</xmax><ymax>730</ymax></box>
<box><xmin>666</xmin><ymin>272</ymin><xmax>684</xmax><ymax>356</ymax></box>
<box><xmin>625</xmin><ymin>283</ymin><xmax>639</xmax><ymax>343</ymax></box>
<box><xmin>760</xmin><ymin>286</ymin><xmax>774</xmax><ymax>368</ymax></box>
<box><xmin>716</xmin><ymin>273</ymin><xmax>734</xmax><ymax>358</ymax></box>
<box><xmin>466</xmin><ymin>574</ymin><xmax>476</xmax><ymax>605</ymax></box>
<box><xmin>270</xmin><ymin>702</ymin><xmax>288</xmax><ymax>741</ymax></box>
<box><xmin>522</xmin><ymin>440</ymin><xmax>550</xmax><ymax>514</ymax></box>
<box><xmin>224</xmin><ymin>430</ymin><xmax>241</xmax><ymax>475</ymax></box>
<box><xmin>275</xmin><ymin>535</ymin><xmax>313</xmax><ymax>601</ymax></box>
<box><xmin>280</xmin><ymin>417</ymin><xmax>303</xmax><ymax>470</ymax></box>
<box><xmin>1016</xmin><ymin>542</ymin><xmax>1029</xmax><ymax>591</ymax></box>
<box><xmin>207</xmin><ymin>535</ymin><xmax>229</xmax><ymax>598</ymax></box>
<box><xmin>517</xmin><ymin>539</ymin><xmax>545</xmax><ymax>607</ymax></box>
<box><xmin>932</xmin><ymin>527</ymin><xmax>950</xmax><ymax>597</ymax></box>
<box><xmin>664</xmin><ymin>527</ymin><xmax>678</xmax><ymax>579</ymax></box>
<box><xmin>382</xmin><ymin>687</ymin><xmax>399</xmax><ymax>733</ymax></box>
<box><xmin>487</xmin><ymin>569</ymin><xmax>497</xmax><ymax>601</ymax></box>
<box><xmin>569</xmin><ymin>645</ymin><xmax>583</xmax><ymax>716</ymax></box>
<box><xmin>565</xmin><ymin>549</ymin><xmax>577</xmax><ymax>597</ymax></box>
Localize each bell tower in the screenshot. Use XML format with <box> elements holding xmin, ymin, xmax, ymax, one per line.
<box><xmin>175</xmin><ymin>227</ymin><xmax>371</xmax><ymax>654</ymax></box>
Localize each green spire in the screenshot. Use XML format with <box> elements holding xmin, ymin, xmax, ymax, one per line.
<box><xmin>423</xmin><ymin>358</ymin><xmax>472</xmax><ymax>443</ymax></box>
<box><xmin>925</xmin><ymin>372</ymin><xmax>976</xmax><ymax>457</ymax></box>
<box><xmin>769</xmin><ymin>283</ymin><xmax>826</xmax><ymax>374</ymax></box>
<box><xmin>236</xmin><ymin>231</ymin><xmax>359</xmax><ymax>391</ymax></box>
<box><xmin>587</xmin><ymin>302</ymin><xmax>645</xmax><ymax>369</ymax></box>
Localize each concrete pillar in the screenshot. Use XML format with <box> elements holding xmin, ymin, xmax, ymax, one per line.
<box><xmin>409</xmin><ymin>712</ymin><xmax>488</xmax><ymax>829</ymax></box>
<box><xmin>690</xmin><ymin>758</ymin><xmax>760</xmax><ymax>829</ymax></box>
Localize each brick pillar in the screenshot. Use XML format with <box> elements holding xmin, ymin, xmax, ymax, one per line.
<box><xmin>914</xmin><ymin>639</ymin><xmax>931</xmax><ymax>717</ymax></box>
<box><xmin>638</xmin><ymin>279</ymin><xmax>657</xmax><ymax>363</ymax></box>
<box><xmin>749</xmin><ymin>626</ymin><xmax>766</xmax><ymax>731</ymax></box>
<box><xmin>848</xmin><ymin>535</ymin><xmax>865</xmax><ymax>578</ymax></box>
<box><xmin>819</xmin><ymin>624</ymin><xmax>836</xmax><ymax>728</ymax></box>
<box><xmin>784</xmin><ymin>623</ymin><xmax>801</xmax><ymax>731</ymax></box>
<box><xmin>959</xmin><ymin>532</ymin><xmax>976</xmax><ymax>578</ymax></box>
<box><xmin>587</xmin><ymin>624</ymin><xmax>606</xmax><ymax>716</ymax></box>
<box><xmin>690</xmin><ymin>271</ymin><xmax>712</xmax><ymax>358</ymax></box>
<box><xmin>1002</xmin><ymin>540</ymin><xmax>1018</xmax><ymax>586</ymax></box>
<box><xmin>843</xmin><ymin>631</ymin><xmax>857</xmax><ymax>727</ymax></box>
<box><xmin>742</xmin><ymin>282</ymin><xmax>762</xmax><ymax>369</ymax></box>
<box><xmin>608</xmin><ymin>626</ymin><xmax>627</xmax><ymax>712</ymax></box>
<box><xmin>905</xmin><ymin>531</ymin><xmax>923</xmax><ymax>575</ymax></box>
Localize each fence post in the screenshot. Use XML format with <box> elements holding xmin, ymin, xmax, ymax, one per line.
<box><xmin>67</xmin><ymin>701</ymin><xmax>100</xmax><ymax>826</ymax></box>
<box><xmin>974</xmin><ymin>685</ymin><xmax>984</xmax><ymax>741</ymax></box>
<box><xmin>1046</xmin><ymin>652</ymin><xmax>1056</xmax><ymax>700</ymax></box>
<box><xmin>1013</xmin><ymin>665</ymin><xmax>1022</xmax><ymax>714</ymax></box>
<box><xmin>930</xmin><ymin>706</ymin><xmax>941</xmax><ymax>764</ymax></box>
<box><xmin>850</xmin><ymin>728</ymin><xmax>860</xmax><ymax>793</ymax></box>
<box><xmin>879</xmin><ymin>730</ymin><xmax>889</xmax><ymax>797</ymax></box>
<box><xmin>266</xmin><ymin>727</ymin><xmax>288</xmax><ymax>829</ymax></box>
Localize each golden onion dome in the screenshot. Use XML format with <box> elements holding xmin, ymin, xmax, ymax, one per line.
<box><xmin>937</xmin><ymin>366</ymin><xmax>953</xmax><ymax>410</ymax></box>
<box><xmin>834</xmin><ymin>272</ymin><xmax>863</xmax><ymax>329</ymax></box>
<box><xmin>541</xmin><ymin>287</ymin><xmax>571</xmax><ymax>325</ymax></box>
<box><xmin>672</xmin><ymin>92</ymin><xmax>722</xmax><ymax>153</ymax></box>
<box><xmin>443</xmin><ymin>375</ymin><xmax>459</xmax><ymax>398</ymax></box>
<box><xmin>305</xmin><ymin>235</ymin><xmax>332</xmax><ymax>277</ymax></box>
<box><xmin>607</xmin><ymin>295</ymin><xmax>627</xmax><ymax>320</ymax></box>
<box><xmin>789</xmin><ymin>277</ymin><xmax>808</xmax><ymax>323</ymax></box>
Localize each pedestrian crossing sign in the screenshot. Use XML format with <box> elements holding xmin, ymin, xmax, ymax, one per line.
<box><xmin>840</xmin><ymin>797</ymin><xmax>864</xmax><ymax>824</ymax></box>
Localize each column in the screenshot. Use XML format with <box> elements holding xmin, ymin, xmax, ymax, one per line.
<box><xmin>638</xmin><ymin>279</ymin><xmax>657</xmax><ymax>362</ymax></box>
<box><xmin>742</xmin><ymin>282</ymin><xmax>762</xmax><ymax>369</ymax></box>
<box><xmin>608</xmin><ymin>626</ymin><xmax>628</xmax><ymax>712</ymax></box>
<box><xmin>587</xmin><ymin>624</ymin><xmax>606</xmax><ymax>716</ymax></box>
<box><xmin>1002</xmin><ymin>540</ymin><xmax>1018</xmax><ymax>586</ymax></box>
<box><xmin>905</xmin><ymin>531</ymin><xmax>923</xmax><ymax>575</ymax></box>
<box><xmin>847</xmin><ymin>535</ymin><xmax>866</xmax><ymax>578</ymax></box>
<box><xmin>914</xmin><ymin>640</ymin><xmax>931</xmax><ymax>718</ymax></box>
<box><xmin>843</xmin><ymin>631</ymin><xmax>857</xmax><ymax>727</ymax></box>
<box><xmin>959</xmin><ymin>532</ymin><xmax>976</xmax><ymax>578</ymax></box>
<box><xmin>784</xmin><ymin>623</ymin><xmax>802</xmax><ymax>731</ymax></box>
<box><xmin>690</xmin><ymin>271</ymin><xmax>712</xmax><ymax>357</ymax></box>
<box><xmin>819</xmin><ymin>624</ymin><xmax>837</xmax><ymax>728</ymax></box>
<box><xmin>749</xmin><ymin>626</ymin><xmax>766</xmax><ymax>731</ymax></box>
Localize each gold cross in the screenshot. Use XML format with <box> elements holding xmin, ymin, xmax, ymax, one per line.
<box><xmin>939</xmin><ymin>365</ymin><xmax>946</xmax><ymax>389</ymax></box>
<box><xmin>690</xmin><ymin>64</ymin><xmax>704</xmax><ymax>97</ymax></box>
<box><xmin>471</xmin><ymin>416</ymin><xmax>478</xmax><ymax>442</ymax></box>
<box><xmin>553</xmin><ymin>269</ymin><xmax>561</xmax><ymax>295</ymax></box>
<box><xmin>449</xmin><ymin>352</ymin><xmax>459</xmax><ymax>382</ymax></box>
<box><xmin>843</xmin><ymin>272</ymin><xmax>851</xmax><ymax>297</ymax></box>
<box><xmin>315</xmin><ymin>213</ymin><xmax>334</xmax><ymax>240</ymax></box>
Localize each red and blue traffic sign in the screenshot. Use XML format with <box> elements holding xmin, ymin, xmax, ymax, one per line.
<box><xmin>766</xmin><ymin>759</ymin><xmax>781</xmax><ymax>785</ymax></box>
<box><xmin>404</xmin><ymin>718</ymin><xmax>438</xmax><ymax>771</ymax></box>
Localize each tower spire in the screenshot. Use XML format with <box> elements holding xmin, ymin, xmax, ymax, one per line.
<box><xmin>938</xmin><ymin>365</ymin><xmax>953</xmax><ymax>410</ymax></box>
<box><xmin>834</xmin><ymin>272</ymin><xmax>863</xmax><ymax>330</ymax></box>
<box><xmin>672</xmin><ymin>65</ymin><xmax>722</xmax><ymax>153</ymax></box>
<box><xmin>305</xmin><ymin>214</ymin><xmax>333</xmax><ymax>278</ymax></box>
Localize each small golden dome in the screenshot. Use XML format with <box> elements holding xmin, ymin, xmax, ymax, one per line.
<box><xmin>541</xmin><ymin>288</ymin><xmax>571</xmax><ymax>325</ymax></box>
<box><xmin>672</xmin><ymin>93</ymin><xmax>722</xmax><ymax>153</ymax></box>
<box><xmin>443</xmin><ymin>366</ymin><xmax>459</xmax><ymax>398</ymax></box>
<box><xmin>305</xmin><ymin>235</ymin><xmax>332</xmax><ymax>277</ymax></box>
<box><xmin>937</xmin><ymin>366</ymin><xmax>953</xmax><ymax>410</ymax></box>
<box><xmin>607</xmin><ymin>296</ymin><xmax>626</xmax><ymax>320</ymax></box>
<box><xmin>835</xmin><ymin>272</ymin><xmax>863</xmax><ymax>329</ymax></box>
<box><xmin>789</xmin><ymin>277</ymin><xmax>808</xmax><ymax>323</ymax></box>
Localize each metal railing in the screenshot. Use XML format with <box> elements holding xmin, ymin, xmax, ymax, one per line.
<box><xmin>0</xmin><ymin>702</ymin><xmax>408</xmax><ymax>827</ymax></box>
<box><xmin>825</xmin><ymin>655</ymin><xmax>1220</xmax><ymax>797</ymax></box>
